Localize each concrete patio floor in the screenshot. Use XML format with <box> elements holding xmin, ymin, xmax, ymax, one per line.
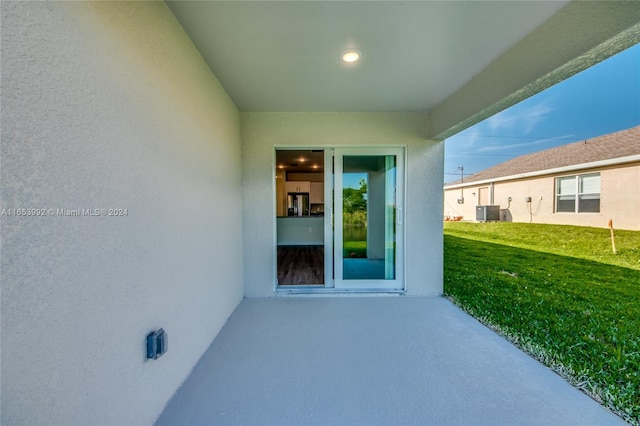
<box><xmin>155</xmin><ymin>297</ymin><xmax>624</xmax><ymax>425</ymax></box>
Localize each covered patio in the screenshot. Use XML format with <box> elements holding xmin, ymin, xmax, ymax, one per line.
<box><xmin>3</xmin><ymin>2</ymin><xmax>640</xmax><ymax>424</ymax></box>
<box><xmin>156</xmin><ymin>297</ymin><xmax>623</xmax><ymax>425</ymax></box>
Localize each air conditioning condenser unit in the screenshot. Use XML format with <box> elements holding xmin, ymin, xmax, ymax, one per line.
<box><xmin>476</xmin><ymin>205</ymin><xmax>500</xmax><ymax>222</ymax></box>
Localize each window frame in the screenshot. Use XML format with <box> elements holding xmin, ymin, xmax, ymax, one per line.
<box><xmin>554</xmin><ymin>172</ymin><xmax>601</xmax><ymax>214</ymax></box>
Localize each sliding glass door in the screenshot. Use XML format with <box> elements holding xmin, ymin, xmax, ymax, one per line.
<box><xmin>333</xmin><ymin>148</ymin><xmax>405</xmax><ymax>290</ymax></box>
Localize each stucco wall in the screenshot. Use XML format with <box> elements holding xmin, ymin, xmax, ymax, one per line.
<box><xmin>1</xmin><ymin>2</ymin><xmax>243</xmax><ymax>424</ymax></box>
<box><xmin>444</xmin><ymin>185</ymin><xmax>479</xmax><ymax>220</ymax></box>
<box><xmin>444</xmin><ymin>163</ymin><xmax>640</xmax><ymax>230</ymax></box>
<box><xmin>597</xmin><ymin>163</ymin><xmax>640</xmax><ymax>230</ymax></box>
<box><xmin>241</xmin><ymin>112</ymin><xmax>443</xmax><ymax>297</ymax></box>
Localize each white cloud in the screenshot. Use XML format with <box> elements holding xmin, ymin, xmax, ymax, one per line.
<box><xmin>448</xmin><ymin>126</ymin><xmax>483</xmax><ymax>150</ymax></box>
<box><xmin>473</xmin><ymin>134</ymin><xmax>575</xmax><ymax>153</ymax></box>
<box><xmin>445</xmin><ymin>97</ymin><xmax>563</xmax><ymax>176</ymax></box>
<box><xmin>446</xmin><ymin>99</ymin><xmax>558</xmax><ymax>154</ymax></box>
<box><xmin>485</xmin><ymin>100</ymin><xmax>556</xmax><ymax>134</ymax></box>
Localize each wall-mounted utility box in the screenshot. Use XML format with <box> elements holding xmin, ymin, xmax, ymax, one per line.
<box><xmin>147</xmin><ymin>328</ymin><xmax>167</xmax><ymax>360</ymax></box>
<box><xmin>476</xmin><ymin>205</ymin><xmax>500</xmax><ymax>222</ymax></box>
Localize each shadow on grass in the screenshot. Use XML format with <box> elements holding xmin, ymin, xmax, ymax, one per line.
<box><xmin>444</xmin><ymin>234</ymin><xmax>640</xmax><ymax>424</ymax></box>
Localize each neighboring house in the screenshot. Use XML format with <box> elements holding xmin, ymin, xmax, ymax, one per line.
<box><xmin>2</xmin><ymin>2</ymin><xmax>639</xmax><ymax>425</ymax></box>
<box><xmin>444</xmin><ymin>126</ymin><xmax>640</xmax><ymax>230</ymax></box>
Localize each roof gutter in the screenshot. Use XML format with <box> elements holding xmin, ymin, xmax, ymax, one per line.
<box><xmin>444</xmin><ymin>154</ymin><xmax>640</xmax><ymax>189</ymax></box>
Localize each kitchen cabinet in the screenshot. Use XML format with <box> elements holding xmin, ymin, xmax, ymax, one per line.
<box><xmin>275</xmin><ymin>170</ymin><xmax>286</xmax><ymax>216</ymax></box>
<box><xmin>310</xmin><ymin>182</ymin><xmax>324</xmax><ymax>204</ymax></box>
<box><xmin>286</xmin><ymin>181</ymin><xmax>310</xmax><ymax>193</ymax></box>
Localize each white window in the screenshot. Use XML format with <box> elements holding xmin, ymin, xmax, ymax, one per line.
<box><xmin>555</xmin><ymin>173</ymin><xmax>600</xmax><ymax>213</ymax></box>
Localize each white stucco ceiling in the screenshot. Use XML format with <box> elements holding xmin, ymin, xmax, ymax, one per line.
<box><xmin>166</xmin><ymin>1</ymin><xmax>640</xmax><ymax>137</ymax></box>
<box><xmin>167</xmin><ymin>1</ymin><xmax>567</xmax><ymax>112</ymax></box>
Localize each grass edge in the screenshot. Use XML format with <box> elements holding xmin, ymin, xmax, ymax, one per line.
<box><xmin>443</xmin><ymin>293</ymin><xmax>637</xmax><ymax>426</ymax></box>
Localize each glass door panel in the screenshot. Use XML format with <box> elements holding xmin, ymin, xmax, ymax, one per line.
<box><xmin>334</xmin><ymin>148</ymin><xmax>404</xmax><ymax>290</ymax></box>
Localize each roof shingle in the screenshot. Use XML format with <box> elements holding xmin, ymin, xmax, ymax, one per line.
<box><xmin>451</xmin><ymin>125</ymin><xmax>640</xmax><ymax>185</ymax></box>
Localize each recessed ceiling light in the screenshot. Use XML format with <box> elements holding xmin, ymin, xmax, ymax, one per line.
<box><xmin>341</xmin><ymin>49</ymin><xmax>361</xmax><ymax>63</ymax></box>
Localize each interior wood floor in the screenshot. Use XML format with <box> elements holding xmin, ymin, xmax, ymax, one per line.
<box><xmin>277</xmin><ymin>245</ymin><xmax>324</xmax><ymax>285</ymax></box>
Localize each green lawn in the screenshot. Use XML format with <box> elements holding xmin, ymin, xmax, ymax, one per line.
<box><xmin>343</xmin><ymin>240</ymin><xmax>367</xmax><ymax>258</ymax></box>
<box><xmin>444</xmin><ymin>222</ymin><xmax>640</xmax><ymax>425</ymax></box>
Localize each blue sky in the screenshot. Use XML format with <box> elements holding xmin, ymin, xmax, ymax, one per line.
<box><xmin>444</xmin><ymin>43</ymin><xmax>640</xmax><ymax>184</ymax></box>
<box><xmin>344</xmin><ymin>172</ymin><xmax>367</xmax><ymax>189</ymax></box>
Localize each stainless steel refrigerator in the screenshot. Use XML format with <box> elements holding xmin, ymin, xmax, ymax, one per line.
<box><xmin>287</xmin><ymin>193</ymin><xmax>310</xmax><ymax>216</ymax></box>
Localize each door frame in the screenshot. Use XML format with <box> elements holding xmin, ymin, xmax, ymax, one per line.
<box><xmin>333</xmin><ymin>147</ymin><xmax>405</xmax><ymax>291</ymax></box>
<box><xmin>273</xmin><ymin>146</ymin><xmax>406</xmax><ymax>293</ymax></box>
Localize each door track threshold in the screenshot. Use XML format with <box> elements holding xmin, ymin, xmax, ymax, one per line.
<box><xmin>276</xmin><ymin>287</ymin><xmax>405</xmax><ymax>296</ymax></box>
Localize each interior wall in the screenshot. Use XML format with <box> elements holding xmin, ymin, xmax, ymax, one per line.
<box><xmin>241</xmin><ymin>112</ymin><xmax>443</xmax><ymax>297</ymax></box>
<box><xmin>1</xmin><ymin>2</ymin><xmax>243</xmax><ymax>424</ymax></box>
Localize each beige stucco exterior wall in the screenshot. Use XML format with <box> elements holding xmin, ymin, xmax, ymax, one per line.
<box><xmin>241</xmin><ymin>112</ymin><xmax>443</xmax><ymax>297</ymax></box>
<box><xmin>444</xmin><ymin>162</ymin><xmax>640</xmax><ymax>230</ymax></box>
<box><xmin>595</xmin><ymin>163</ymin><xmax>640</xmax><ymax>230</ymax></box>
<box><xmin>1</xmin><ymin>2</ymin><xmax>243</xmax><ymax>424</ymax></box>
